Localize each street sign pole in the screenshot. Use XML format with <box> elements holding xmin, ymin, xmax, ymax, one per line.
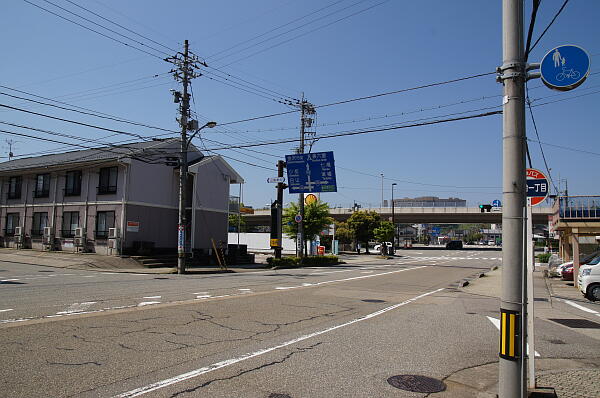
<box><xmin>526</xmin><ymin>197</ymin><xmax>535</xmax><ymax>390</ymax></box>
<box><xmin>298</xmin><ymin>97</ymin><xmax>306</xmax><ymax>258</ymax></box>
<box><xmin>499</xmin><ymin>1</ymin><xmax>527</xmax><ymax>396</ymax></box>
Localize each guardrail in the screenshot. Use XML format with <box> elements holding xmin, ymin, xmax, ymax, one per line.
<box><xmin>553</xmin><ymin>195</ymin><xmax>600</xmax><ymax>220</ymax></box>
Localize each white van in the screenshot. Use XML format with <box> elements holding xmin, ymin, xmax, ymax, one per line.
<box><xmin>578</xmin><ymin>254</ymin><xmax>600</xmax><ymax>301</ymax></box>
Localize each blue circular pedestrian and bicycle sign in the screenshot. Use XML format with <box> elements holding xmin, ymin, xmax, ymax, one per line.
<box><xmin>540</xmin><ymin>45</ymin><xmax>590</xmax><ymax>91</ymax></box>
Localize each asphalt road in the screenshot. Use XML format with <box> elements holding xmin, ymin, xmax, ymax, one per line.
<box><xmin>1</xmin><ymin>249</ymin><xmax>598</xmax><ymax>397</ymax></box>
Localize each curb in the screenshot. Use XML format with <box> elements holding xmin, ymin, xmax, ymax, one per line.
<box><xmin>458</xmin><ymin>265</ymin><xmax>499</xmax><ymax>288</ymax></box>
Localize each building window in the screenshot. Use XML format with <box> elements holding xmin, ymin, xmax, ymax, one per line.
<box><xmin>5</xmin><ymin>213</ymin><xmax>20</xmax><ymax>236</ymax></box>
<box><xmin>98</xmin><ymin>167</ymin><xmax>118</xmax><ymax>194</ymax></box>
<box><xmin>34</xmin><ymin>174</ymin><xmax>50</xmax><ymax>198</ymax></box>
<box><xmin>61</xmin><ymin>211</ymin><xmax>79</xmax><ymax>238</ymax></box>
<box><xmin>95</xmin><ymin>211</ymin><xmax>115</xmax><ymax>238</ymax></box>
<box><xmin>65</xmin><ymin>170</ymin><xmax>82</xmax><ymax>196</ymax></box>
<box><xmin>7</xmin><ymin>176</ymin><xmax>21</xmax><ymax>199</ymax></box>
<box><xmin>32</xmin><ymin>212</ymin><xmax>49</xmax><ymax>236</ymax></box>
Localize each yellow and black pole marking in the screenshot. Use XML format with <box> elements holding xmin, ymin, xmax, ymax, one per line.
<box><xmin>499</xmin><ymin>308</ymin><xmax>521</xmax><ymax>361</ymax></box>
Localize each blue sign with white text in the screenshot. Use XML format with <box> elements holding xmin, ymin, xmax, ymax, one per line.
<box><xmin>285</xmin><ymin>151</ymin><xmax>337</xmax><ymax>194</ymax></box>
<box><xmin>540</xmin><ymin>45</ymin><xmax>590</xmax><ymax>91</ymax></box>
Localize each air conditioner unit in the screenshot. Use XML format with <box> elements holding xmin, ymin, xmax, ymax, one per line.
<box><xmin>74</xmin><ymin>237</ymin><xmax>86</xmax><ymax>247</ymax></box>
<box><xmin>75</xmin><ymin>227</ymin><xmax>85</xmax><ymax>238</ymax></box>
<box><xmin>108</xmin><ymin>239</ymin><xmax>117</xmax><ymax>249</ymax></box>
<box><xmin>14</xmin><ymin>226</ymin><xmax>23</xmax><ymax>236</ymax></box>
<box><xmin>43</xmin><ymin>226</ymin><xmax>53</xmax><ymax>237</ymax></box>
<box><xmin>108</xmin><ymin>227</ymin><xmax>120</xmax><ymax>239</ymax></box>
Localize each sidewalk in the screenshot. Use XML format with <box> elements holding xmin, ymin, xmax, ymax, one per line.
<box><xmin>432</xmin><ymin>265</ymin><xmax>600</xmax><ymax>397</ymax></box>
<box><xmin>0</xmin><ymin>248</ymin><xmax>269</xmax><ymax>274</ymax></box>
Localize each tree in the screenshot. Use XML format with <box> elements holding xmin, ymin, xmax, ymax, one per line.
<box><xmin>228</xmin><ymin>213</ymin><xmax>246</xmax><ymax>232</ymax></box>
<box><xmin>283</xmin><ymin>200</ymin><xmax>333</xmax><ymax>254</ymax></box>
<box><xmin>373</xmin><ymin>221</ymin><xmax>394</xmax><ymax>243</ymax></box>
<box><xmin>334</xmin><ymin>221</ymin><xmax>354</xmax><ymax>244</ymax></box>
<box><xmin>347</xmin><ymin>210</ymin><xmax>381</xmax><ymax>253</ymax></box>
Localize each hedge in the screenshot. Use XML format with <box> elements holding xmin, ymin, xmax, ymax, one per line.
<box><xmin>266</xmin><ymin>255</ymin><xmax>340</xmax><ymax>268</ymax></box>
<box><xmin>537</xmin><ymin>253</ymin><xmax>551</xmax><ymax>263</ymax></box>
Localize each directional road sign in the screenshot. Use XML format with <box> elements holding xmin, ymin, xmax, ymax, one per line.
<box><xmin>285</xmin><ymin>151</ymin><xmax>337</xmax><ymax>194</ymax></box>
<box><xmin>526</xmin><ymin>168</ymin><xmax>549</xmax><ymax>207</ymax></box>
<box><xmin>540</xmin><ymin>45</ymin><xmax>590</xmax><ymax>91</ymax></box>
<box><xmin>267</xmin><ymin>177</ymin><xmax>285</xmax><ymax>183</ymax></box>
<box><xmin>492</xmin><ymin>199</ymin><xmax>502</xmax><ymax>207</ymax></box>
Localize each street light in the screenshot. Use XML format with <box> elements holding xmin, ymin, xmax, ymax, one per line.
<box><xmin>391</xmin><ymin>183</ymin><xmax>397</xmax><ymax>254</ymax></box>
<box><xmin>178</xmin><ymin>121</ymin><xmax>217</xmax><ymax>274</ymax></box>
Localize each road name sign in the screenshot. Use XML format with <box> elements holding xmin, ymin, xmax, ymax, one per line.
<box><xmin>491</xmin><ymin>207</ymin><xmax>502</xmax><ymax>213</ymax></box>
<box><xmin>267</xmin><ymin>177</ymin><xmax>285</xmax><ymax>183</ymax></box>
<box><xmin>526</xmin><ymin>168</ymin><xmax>549</xmax><ymax>207</ymax></box>
<box><xmin>285</xmin><ymin>151</ymin><xmax>337</xmax><ymax>194</ymax></box>
<box><xmin>540</xmin><ymin>45</ymin><xmax>590</xmax><ymax>91</ymax></box>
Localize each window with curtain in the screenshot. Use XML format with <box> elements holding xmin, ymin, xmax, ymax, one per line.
<box><xmin>95</xmin><ymin>211</ymin><xmax>115</xmax><ymax>238</ymax></box>
<box><xmin>61</xmin><ymin>211</ymin><xmax>79</xmax><ymax>238</ymax></box>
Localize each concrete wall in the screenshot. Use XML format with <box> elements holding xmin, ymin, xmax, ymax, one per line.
<box><xmin>228</xmin><ymin>232</ymin><xmax>296</xmax><ymax>253</ymax></box>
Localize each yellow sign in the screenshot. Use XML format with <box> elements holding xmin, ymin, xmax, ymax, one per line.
<box><xmin>305</xmin><ymin>194</ymin><xmax>318</xmax><ymax>205</ymax></box>
<box><xmin>270</xmin><ymin>239</ymin><xmax>280</xmax><ymax>247</ymax></box>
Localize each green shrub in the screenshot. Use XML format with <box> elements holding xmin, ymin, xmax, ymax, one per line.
<box><xmin>300</xmin><ymin>255</ymin><xmax>339</xmax><ymax>266</ymax></box>
<box><xmin>266</xmin><ymin>256</ymin><xmax>300</xmax><ymax>268</ymax></box>
<box><xmin>537</xmin><ymin>253</ymin><xmax>551</xmax><ymax>263</ymax></box>
<box><xmin>266</xmin><ymin>255</ymin><xmax>340</xmax><ymax>268</ymax></box>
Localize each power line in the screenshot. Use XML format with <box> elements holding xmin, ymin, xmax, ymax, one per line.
<box><xmin>526</xmin><ymin>138</ymin><xmax>600</xmax><ymax>158</ymax></box>
<box><xmin>529</xmin><ymin>0</ymin><xmax>570</xmax><ymax>54</ymax></box>
<box><xmin>62</xmin><ymin>0</ymin><xmax>178</xmax><ymax>53</ymax></box>
<box><xmin>216</xmin><ymin>0</ymin><xmax>392</xmax><ymax>68</ymax></box>
<box><xmin>22</xmin><ymin>0</ymin><xmax>165</xmax><ymax>59</ymax></box>
<box><xmin>0</xmin><ymin>102</ymin><xmax>148</xmax><ymax>140</ymax></box>
<box><xmin>207</xmin><ymin>110</ymin><xmax>502</xmax><ymax>150</ymax></box>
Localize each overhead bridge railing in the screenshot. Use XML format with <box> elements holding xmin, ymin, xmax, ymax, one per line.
<box><xmin>554</xmin><ymin>195</ymin><xmax>600</xmax><ymax>220</ymax></box>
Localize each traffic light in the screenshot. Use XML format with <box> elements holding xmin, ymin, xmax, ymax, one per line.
<box><xmin>479</xmin><ymin>204</ymin><xmax>492</xmax><ymax>213</ymax></box>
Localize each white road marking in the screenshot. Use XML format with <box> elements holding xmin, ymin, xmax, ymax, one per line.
<box><xmin>56</xmin><ymin>302</ymin><xmax>97</xmax><ymax>315</ymax></box>
<box><xmin>143</xmin><ymin>296</ymin><xmax>162</xmax><ymax>299</ymax></box>
<box><xmin>1</xmin><ymin>278</ymin><xmax>19</xmax><ymax>282</ymax></box>
<box><xmin>238</xmin><ymin>288</ymin><xmax>251</xmax><ymax>291</ymax></box>
<box><xmin>138</xmin><ymin>301</ymin><xmax>161</xmax><ymax>307</ymax></box>
<box><xmin>113</xmin><ymin>288</ymin><xmax>444</xmax><ymax>397</ymax></box>
<box><xmin>486</xmin><ymin>316</ymin><xmax>540</xmax><ymax>357</ymax></box>
<box><xmin>274</xmin><ymin>266</ymin><xmax>424</xmax><ymax>291</ymax></box>
<box><xmin>0</xmin><ymin>309</ymin><xmax>14</xmax><ymax>312</ymax></box>
<box><xmin>192</xmin><ymin>292</ymin><xmax>208</xmax><ymax>295</ymax></box>
<box><xmin>558</xmin><ymin>299</ymin><xmax>600</xmax><ymax>317</ymax></box>
<box><xmin>196</xmin><ymin>295</ymin><xmax>211</xmax><ymax>299</ymax></box>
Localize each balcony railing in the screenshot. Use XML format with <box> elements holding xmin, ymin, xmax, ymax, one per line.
<box><xmin>553</xmin><ymin>195</ymin><xmax>600</xmax><ymax>220</ymax></box>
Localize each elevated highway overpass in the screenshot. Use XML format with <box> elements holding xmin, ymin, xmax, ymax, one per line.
<box><xmin>244</xmin><ymin>206</ymin><xmax>554</xmax><ymax>226</ymax></box>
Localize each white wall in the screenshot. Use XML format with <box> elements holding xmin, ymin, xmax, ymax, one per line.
<box><xmin>228</xmin><ymin>232</ymin><xmax>296</xmax><ymax>253</ymax></box>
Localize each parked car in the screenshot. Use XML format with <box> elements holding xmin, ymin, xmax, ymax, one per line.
<box><xmin>374</xmin><ymin>242</ymin><xmax>393</xmax><ymax>254</ymax></box>
<box><xmin>561</xmin><ymin>264</ymin><xmax>574</xmax><ymax>281</ymax></box>
<box><xmin>578</xmin><ymin>254</ymin><xmax>600</xmax><ymax>301</ymax></box>
<box><xmin>446</xmin><ymin>240</ymin><xmax>463</xmax><ymax>250</ymax></box>
<box><xmin>550</xmin><ymin>250</ymin><xmax>600</xmax><ymax>278</ymax></box>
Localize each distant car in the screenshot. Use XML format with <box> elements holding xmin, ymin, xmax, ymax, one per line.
<box><xmin>551</xmin><ymin>250</ymin><xmax>600</xmax><ymax>278</ymax></box>
<box><xmin>488</xmin><ymin>240</ymin><xmax>495</xmax><ymax>246</ymax></box>
<box><xmin>561</xmin><ymin>264</ymin><xmax>574</xmax><ymax>281</ymax></box>
<box><xmin>374</xmin><ymin>242</ymin><xmax>393</xmax><ymax>254</ymax></box>
<box><xmin>446</xmin><ymin>240</ymin><xmax>463</xmax><ymax>250</ymax></box>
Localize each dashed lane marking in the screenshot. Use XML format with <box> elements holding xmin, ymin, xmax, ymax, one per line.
<box><xmin>558</xmin><ymin>299</ymin><xmax>600</xmax><ymax>317</ymax></box>
<box><xmin>113</xmin><ymin>288</ymin><xmax>445</xmax><ymax>398</ymax></box>
<box><xmin>142</xmin><ymin>296</ymin><xmax>162</xmax><ymax>299</ymax></box>
<box><xmin>138</xmin><ymin>301</ymin><xmax>161</xmax><ymax>307</ymax></box>
<box><xmin>0</xmin><ymin>309</ymin><xmax>14</xmax><ymax>313</ymax></box>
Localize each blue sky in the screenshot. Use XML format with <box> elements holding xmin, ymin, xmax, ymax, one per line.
<box><xmin>1</xmin><ymin>0</ymin><xmax>598</xmax><ymax>209</ymax></box>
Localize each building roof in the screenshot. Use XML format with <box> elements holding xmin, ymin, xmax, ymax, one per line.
<box><xmin>188</xmin><ymin>155</ymin><xmax>244</xmax><ymax>184</ymax></box>
<box><xmin>0</xmin><ymin>138</ymin><xmax>189</xmax><ymax>173</ymax></box>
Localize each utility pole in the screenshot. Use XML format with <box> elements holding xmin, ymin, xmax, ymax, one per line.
<box><xmin>166</xmin><ymin>40</ymin><xmax>207</xmax><ymax>274</ymax></box>
<box><xmin>392</xmin><ymin>182</ymin><xmax>397</xmax><ymax>253</ymax></box>
<box><xmin>296</xmin><ymin>97</ymin><xmax>316</xmax><ymax>258</ymax></box>
<box><xmin>498</xmin><ymin>1</ymin><xmax>527</xmax><ymax>396</ymax></box>
<box><xmin>380</xmin><ymin>173</ymin><xmax>384</xmax><ymax>209</ymax></box>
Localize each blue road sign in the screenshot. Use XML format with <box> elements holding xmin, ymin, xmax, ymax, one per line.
<box><xmin>285</xmin><ymin>151</ymin><xmax>337</xmax><ymax>194</ymax></box>
<box><xmin>492</xmin><ymin>199</ymin><xmax>502</xmax><ymax>207</ymax></box>
<box><xmin>540</xmin><ymin>45</ymin><xmax>590</xmax><ymax>91</ymax></box>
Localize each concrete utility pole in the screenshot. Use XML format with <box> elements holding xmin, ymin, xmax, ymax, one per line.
<box><xmin>380</xmin><ymin>173</ymin><xmax>384</xmax><ymax>209</ymax></box>
<box><xmin>498</xmin><ymin>1</ymin><xmax>527</xmax><ymax>396</ymax></box>
<box><xmin>166</xmin><ymin>40</ymin><xmax>211</xmax><ymax>274</ymax></box>
<box><xmin>297</xmin><ymin>98</ymin><xmax>306</xmax><ymax>258</ymax></box>
<box><xmin>177</xmin><ymin>40</ymin><xmax>191</xmax><ymax>275</ymax></box>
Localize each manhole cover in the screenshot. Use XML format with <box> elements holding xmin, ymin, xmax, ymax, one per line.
<box><xmin>387</xmin><ymin>375</ymin><xmax>446</xmax><ymax>393</ymax></box>
<box><xmin>362</xmin><ymin>299</ymin><xmax>386</xmax><ymax>303</ymax></box>
<box><xmin>549</xmin><ymin>318</ymin><xmax>600</xmax><ymax>329</ymax></box>
<box><xmin>268</xmin><ymin>394</ymin><xmax>291</xmax><ymax>398</ymax></box>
